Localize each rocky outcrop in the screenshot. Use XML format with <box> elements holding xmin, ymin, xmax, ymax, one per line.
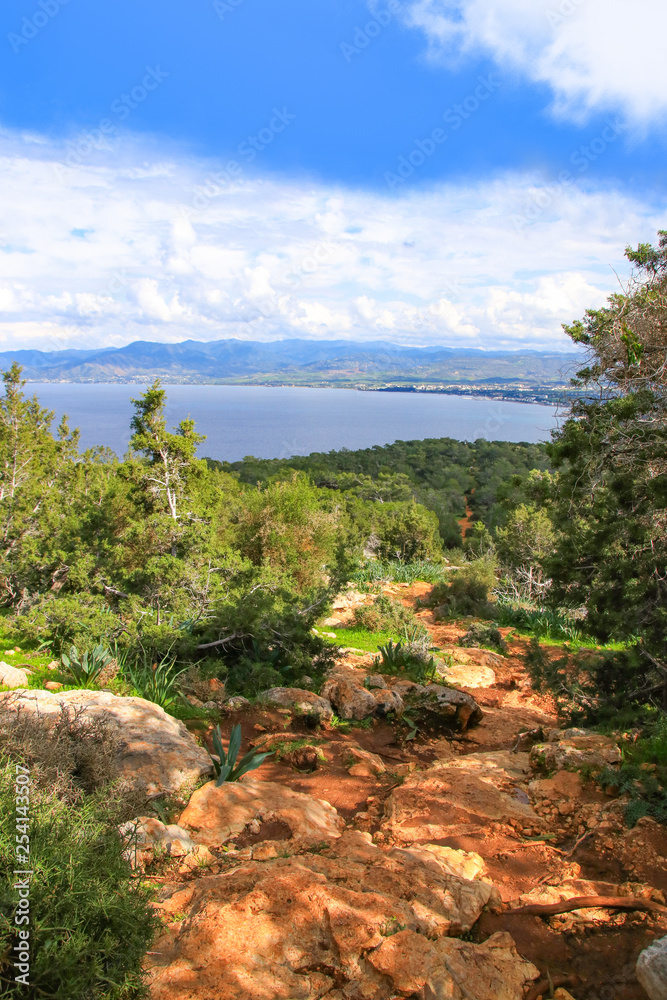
<box><xmin>637</xmin><ymin>934</ymin><xmax>667</xmax><ymax>1000</ymax></box>
<box><xmin>0</xmin><ymin>688</ymin><xmax>213</xmax><ymax>796</ymax></box>
<box><xmin>346</xmin><ymin>745</ymin><xmax>386</xmax><ymax>777</ymax></box>
<box><xmin>321</xmin><ymin>671</ymin><xmax>378</xmax><ymax>720</ymax></box>
<box><xmin>383</xmin><ymin>751</ymin><xmax>542</xmax><ymax>843</ymax></box>
<box><xmin>178</xmin><ymin>777</ymin><xmax>345</xmax><ymax>847</ymax></box>
<box><xmin>148</xmin><ymin>830</ymin><xmax>515</xmax><ymax>1000</ymax></box>
<box><xmin>259</xmin><ymin>686</ymin><xmax>333</xmax><ymax>720</ymax></box>
<box><xmin>530</xmin><ymin>730</ymin><xmax>622</xmax><ymax>773</ymax></box>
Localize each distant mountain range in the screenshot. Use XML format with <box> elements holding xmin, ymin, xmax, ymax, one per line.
<box><xmin>0</xmin><ymin>339</ymin><xmax>579</xmax><ymax>396</ymax></box>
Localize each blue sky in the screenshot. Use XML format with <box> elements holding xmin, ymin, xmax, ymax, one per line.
<box><xmin>0</xmin><ymin>0</ymin><xmax>665</xmax><ymax>351</ymax></box>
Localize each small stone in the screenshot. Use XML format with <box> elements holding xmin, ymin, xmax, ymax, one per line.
<box><xmin>44</xmin><ymin>681</ymin><xmax>63</xmax><ymax>692</ymax></box>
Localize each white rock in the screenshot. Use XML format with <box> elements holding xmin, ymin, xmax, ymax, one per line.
<box><xmin>0</xmin><ymin>662</ymin><xmax>33</xmax><ymax>688</ymax></box>
<box><xmin>637</xmin><ymin>935</ymin><xmax>667</xmax><ymax>999</ymax></box>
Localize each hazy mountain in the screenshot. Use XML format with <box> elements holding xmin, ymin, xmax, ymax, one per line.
<box><xmin>0</xmin><ymin>338</ymin><xmax>578</xmax><ymax>385</ymax></box>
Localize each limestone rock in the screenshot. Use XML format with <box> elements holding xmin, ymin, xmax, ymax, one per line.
<box><xmin>390</xmin><ymin>843</ymin><xmax>487</xmax><ymax>881</ymax></box>
<box><xmin>0</xmin><ymin>688</ymin><xmax>213</xmax><ymax>796</ymax></box>
<box><xmin>281</xmin><ymin>745</ymin><xmax>321</xmax><ymax>772</ymax></box>
<box><xmin>439</xmin><ymin>645</ymin><xmax>504</xmax><ymax>669</ymax></box>
<box><xmin>637</xmin><ymin>934</ymin><xmax>667</xmax><ymax>1000</ymax></box>
<box><xmin>148</xmin><ymin>830</ymin><xmax>506</xmax><ymax>1000</ymax></box>
<box><xmin>367</xmin><ymin>930</ymin><xmax>539</xmax><ymax>1000</ymax></box>
<box><xmin>119</xmin><ymin>816</ymin><xmax>196</xmax><ymax>869</ymax></box>
<box><xmin>259</xmin><ymin>686</ymin><xmax>333</xmax><ymax>720</ymax></box>
<box><xmin>383</xmin><ymin>751</ymin><xmax>540</xmax><ymax>843</ymax></box>
<box><xmin>0</xmin><ymin>662</ymin><xmax>33</xmax><ymax>688</ymax></box>
<box><xmin>372</xmin><ymin>685</ymin><xmax>404</xmax><ymax>716</ymax></box>
<box><xmin>437</xmin><ymin>661</ymin><xmax>497</xmax><ymax>689</ymax></box>
<box><xmin>531</xmin><ymin>732</ymin><xmax>621</xmax><ymax>773</ymax></box>
<box><xmin>406</xmin><ymin>682</ymin><xmax>484</xmax><ymax>731</ymax></box>
<box><xmin>346</xmin><ymin>745</ymin><xmax>386</xmax><ymax>776</ymax></box>
<box><xmin>223</xmin><ymin>695</ymin><xmax>250</xmax><ymax>711</ymax></box>
<box><xmin>365</xmin><ymin>673</ymin><xmax>388</xmax><ymax>689</ymax></box>
<box><xmin>178</xmin><ymin>777</ymin><xmax>345</xmax><ymax>847</ymax></box>
<box><xmin>320</xmin><ymin>672</ymin><xmax>377</xmax><ymax>720</ymax></box>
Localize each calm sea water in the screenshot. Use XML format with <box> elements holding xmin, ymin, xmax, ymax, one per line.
<box><xmin>25</xmin><ymin>384</ymin><xmax>559</xmax><ymax>461</ymax></box>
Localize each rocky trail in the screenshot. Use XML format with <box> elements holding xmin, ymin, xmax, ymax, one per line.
<box><xmin>5</xmin><ymin>583</ymin><xmax>667</xmax><ymax>999</ymax></box>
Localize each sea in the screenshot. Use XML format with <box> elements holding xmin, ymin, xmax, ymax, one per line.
<box><xmin>23</xmin><ymin>384</ymin><xmax>560</xmax><ymax>462</ymax></box>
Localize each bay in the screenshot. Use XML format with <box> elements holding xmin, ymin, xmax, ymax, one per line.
<box><xmin>24</xmin><ymin>384</ymin><xmax>559</xmax><ymax>461</ymax></box>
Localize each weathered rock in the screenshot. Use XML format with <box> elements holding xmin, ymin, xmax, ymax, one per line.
<box><xmin>148</xmin><ymin>830</ymin><xmax>507</xmax><ymax>1000</ymax></box>
<box><xmin>531</xmin><ymin>732</ymin><xmax>622</xmax><ymax>773</ymax></box>
<box><xmin>390</xmin><ymin>843</ymin><xmax>487</xmax><ymax>881</ymax></box>
<box><xmin>281</xmin><ymin>745</ymin><xmax>321</xmax><ymax>772</ymax></box>
<box><xmin>44</xmin><ymin>680</ymin><xmax>63</xmax><ymax>692</ymax></box>
<box><xmin>439</xmin><ymin>645</ymin><xmax>504</xmax><ymax>669</ymax></box>
<box><xmin>437</xmin><ymin>661</ymin><xmax>497</xmax><ymax>689</ymax></box>
<box><xmin>372</xmin><ymin>685</ymin><xmax>404</xmax><ymax>716</ymax></box>
<box><xmin>383</xmin><ymin>751</ymin><xmax>541</xmax><ymax>843</ymax></box>
<box><xmin>119</xmin><ymin>816</ymin><xmax>196</xmax><ymax>869</ymax></box>
<box><xmin>259</xmin><ymin>687</ymin><xmax>333</xmax><ymax>720</ymax></box>
<box><xmin>346</xmin><ymin>745</ymin><xmax>386</xmax><ymax>777</ymax></box>
<box><xmin>179</xmin><ymin>777</ymin><xmax>345</xmax><ymax>847</ymax></box>
<box><xmin>222</xmin><ymin>695</ymin><xmax>250</xmax><ymax>711</ymax></box>
<box><xmin>367</xmin><ymin>930</ymin><xmax>539</xmax><ymax>1000</ymax></box>
<box><xmin>0</xmin><ymin>662</ymin><xmax>33</xmax><ymax>688</ymax></box>
<box><xmin>637</xmin><ymin>934</ymin><xmax>667</xmax><ymax>1000</ymax></box>
<box><xmin>0</xmin><ymin>689</ymin><xmax>213</xmax><ymax>796</ymax></box>
<box><xmin>365</xmin><ymin>673</ymin><xmax>388</xmax><ymax>689</ymax></box>
<box><xmin>406</xmin><ymin>682</ymin><xmax>484</xmax><ymax>731</ymax></box>
<box><xmin>320</xmin><ymin>672</ymin><xmax>377</xmax><ymax>720</ymax></box>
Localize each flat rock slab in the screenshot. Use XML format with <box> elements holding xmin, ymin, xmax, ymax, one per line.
<box><xmin>383</xmin><ymin>751</ymin><xmax>541</xmax><ymax>844</ymax></box>
<box><xmin>179</xmin><ymin>777</ymin><xmax>345</xmax><ymax>847</ymax></box>
<box><xmin>437</xmin><ymin>662</ymin><xmax>497</xmax><ymax>689</ymax></box>
<box><xmin>0</xmin><ymin>688</ymin><xmax>213</xmax><ymax>796</ymax></box>
<box><xmin>148</xmin><ymin>830</ymin><xmax>509</xmax><ymax>1000</ymax></box>
<box><xmin>531</xmin><ymin>733</ymin><xmax>622</xmax><ymax>772</ymax></box>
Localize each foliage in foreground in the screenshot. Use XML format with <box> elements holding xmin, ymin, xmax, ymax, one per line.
<box><xmin>0</xmin><ymin>710</ymin><xmax>156</xmax><ymax>999</ymax></box>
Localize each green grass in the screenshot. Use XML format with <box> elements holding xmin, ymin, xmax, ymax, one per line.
<box><xmin>351</xmin><ymin>560</ymin><xmax>448</xmax><ymax>585</ymax></box>
<box><xmin>320</xmin><ymin>625</ymin><xmax>408</xmax><ymax>654</ymax></box>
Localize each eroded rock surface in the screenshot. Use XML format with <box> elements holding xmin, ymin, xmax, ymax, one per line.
<box><xmin>148</xmin><ymin>830</ymin><xmax>512</xmax><ymax>1000</ymax></box>
<box><xmin>383</xmin><ymin>751</ymin><xmax>541</xmax><ymax>843</ymax></box>
<box><xmin>637</xmin><ymin>934</ymin><xmax>667</xmax><ymax>1000</ymax></box>
<box><xmin>530</xmin><ymin>730</ymin><xmax>622</xmax><ymax>772</ymax></box>
<box><xmin>179</xmin><ymin>777</ymin><xmax>345</xmax><ymax>847</ymax></box>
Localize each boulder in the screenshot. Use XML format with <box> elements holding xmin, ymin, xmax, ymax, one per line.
<box><xmin>148</xmin><ymin>830</ymin><xmax>507</xmax><ymax>1000</ymax></box>
<box><xmin>406</xmin><ymin>683</ymin><xmax>484</xmax><ymax>731</ymax></box>
<box><xmin>259</xmin><ymin>687</ymin><xmax>333</xmax><ymax>720</ymax></box>
<box><xmin>0</xmin><ymin>662</ymin><xmax>33</xmax><ymax>688</ymax></box>
<box><xmin>118</xmin><ymin>816</ymin><xmax>196</xmax><ymax>869</ymax></box>
<box><xmin>383</xmin><ymin>751</ymin><xmax>541</xmax><ymax>844</ymax></box>
<box><xmin>0</xmin><ymin>689</ymin><xmax>213</xmax><ymax>796</ymax></box>
<box><xmin>178</xmin><ymin>777</ymin><xmax>345</xmax><ymax>847</ymax></box>
<box><xmin>390</xmin><ymin>843</ymin><xmax>486</xmax><ymax>881</ymax></box>
<box><xmin>372</xmin><ymin>685</ymin><xmax>404</xmax><ymax>716</ymax></box>
<box><xmin>530</xmin><ymin>732</ymin><xmax>622</xmax><ymax>773</ymax></box>
<box><xmin>320</xmin><ymin>672</ymin><xmax>377</xmax><ymax>720</ymax></box>
<box><xmin>365</xmin><ymin>673</ymin><xmax>388</xmax><ymax>689</ymax></box>
<box><xmin>637</xmin><ymin>935</ymin><xmax>667</xmax><ymax>1000</ymax></box>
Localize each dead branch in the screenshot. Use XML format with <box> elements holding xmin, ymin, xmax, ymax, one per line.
<box><xmin>503</xmin><ymin>894</ymin><xmax>667</xmax><ymax>918</ymax></box>
<box><xmin>196</xmin><ymin>632</ymin><xmax>243</xmax><ymax>651</ymax></box>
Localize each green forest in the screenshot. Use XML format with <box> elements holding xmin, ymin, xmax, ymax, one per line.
<box><xmin>1</xmin><ymin>233</ymin><xmax>666</xmax><ymax>998</ymax></box>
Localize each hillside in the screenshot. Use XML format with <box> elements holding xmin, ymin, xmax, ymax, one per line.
<box><xmin>0</xmin><ymin>339</ymin><xmax>580</xmax><ymax>403</ymax></box>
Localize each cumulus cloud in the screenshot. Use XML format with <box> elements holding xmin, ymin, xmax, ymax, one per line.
<box><xmin>401</xmin><ymin>0</ymin><xmax>667</xmax><ymax>124</ymax></box>
<box><xmin>0</xmin><ymin>129</ymin><xmax>662</xmax><ymax>353</ymax></box>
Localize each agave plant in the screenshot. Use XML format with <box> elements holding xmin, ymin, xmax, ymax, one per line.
<box><xmin>124</xmin><ymin>651</ymin><xmax>188</xmax><ymax>710</ymax></box>
<box><xmin>211</xmin><ymin>723</ymin><xmax>274</xmax><ymax>786</ymax></box>
<box><xmin>61</xmin><ymin>644</ymin><xmax>113</xmax><ymax>686</ymax></box>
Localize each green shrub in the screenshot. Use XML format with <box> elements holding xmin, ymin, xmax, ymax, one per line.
<box><xmin>458</xmin><ymin>623</ymin><xmax>508</xmax><ymax>654</ymax></box>
<box><xmin>0</xmin><ymin>711</ymin><xmax>156</xmax><ymax>998</ymax></box>
<box><xmin>10</xmin><ymin>594</ymin><xmax>123</xmax><ymax>655</ymax></box>
<box><xmin>121</xmin><ymin>649</ymin><xmax>188</xmax><ymax>710</ymax></box>
<box><xmin>373</xmin><ymin>639</ymin><xmax>438</xmax><ymax>684</ymax></box>
<box><xmin>429</xmin><ymin>559</ymin><xmax>497</xmax><ymax>618</ymax></box>
<box><xmin>353</xmin><ymin>595</ymin><xmax>428</xmax><ymax>640</ymax></box>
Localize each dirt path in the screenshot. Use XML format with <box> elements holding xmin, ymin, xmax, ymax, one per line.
<box><xmin>180</xmin><ymin>583</ymin><xmax>667</xmax><ymax>999</ymax></box>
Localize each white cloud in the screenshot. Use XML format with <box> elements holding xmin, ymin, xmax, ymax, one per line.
<box><xmin>402</xmin><ymin>0</ymin><xmax>667</xmax><ymax>123</ymax></box>
<box><xmin>0</xmin><ymin>130</ymin><xmax>662</xmax><ymax>353</ymax></box>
